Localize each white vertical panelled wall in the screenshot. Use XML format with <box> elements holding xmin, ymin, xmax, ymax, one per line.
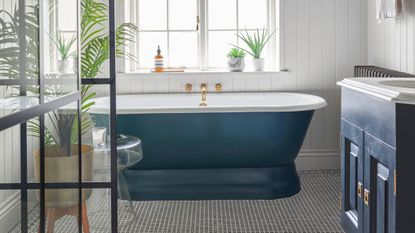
<box><xmin>367</xmin><ymin>0</ymin><xmax>415</xmax><ymax>73</ymax></box>
<box><xmin>275</xmin><ymin>0</ymin><xmax>366</xmax><ymax>168</ymax></box>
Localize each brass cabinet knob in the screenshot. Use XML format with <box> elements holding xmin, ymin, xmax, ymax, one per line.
<box><xmin>215</xmin><ymin>83</ymin><xmax>222</xmax><ymax>92</ymax></box>
<box><xmin>357</xmin><ymin>182</ymin><xmax>363</xmax><ymax>198</ymax></box>
<box><xmin>185</xmin><ymin>83</ymin><xmax>193</xmax><ymax>92</ymax></box>
<box><xmin>364</xmin><ymin>189</ymin><xmax>370</xmax><ymax>206</ymax></box>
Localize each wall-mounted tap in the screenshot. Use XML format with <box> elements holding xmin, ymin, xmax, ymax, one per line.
<box><xmin>199</xmin><ymin>83</ymin><xmax>208</xmax><ymax>106</ymax></box>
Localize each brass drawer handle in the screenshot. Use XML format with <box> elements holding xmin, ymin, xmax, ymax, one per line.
<box><xmin>357</xmin><ymin>182</ymin><xmax>363</xmax><ymax>198</ymax></box>
<box><xmin>394</xmin><ymin>170</ymin><xmax>396</xmax><ymax>196</ymax></box>
<box><xmin>364</xmin><ymin>189</ymin><xmax>370</xmax><ymax>206</ymax></box>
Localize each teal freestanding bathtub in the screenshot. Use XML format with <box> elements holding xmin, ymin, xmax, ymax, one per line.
<box><xmin>91</xmin><ymin>92</ymin><xmax>326</xmax><ymax>200</ymax></box>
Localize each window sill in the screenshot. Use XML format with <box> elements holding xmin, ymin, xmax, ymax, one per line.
<box><xmin>120</xmin><ymin>69</ymin><xmax>288</xmax><ymax>77</ymax></box>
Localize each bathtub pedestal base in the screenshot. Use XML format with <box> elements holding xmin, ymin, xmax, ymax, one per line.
<box><xmin>124</xmin><ymin>163</ymin><xmax>301</xmax><ymax>200</ymax></box>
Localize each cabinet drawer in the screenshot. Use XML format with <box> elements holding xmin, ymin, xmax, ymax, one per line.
<box><xmin>341</xmin><ymin>88</ymin><xmax>396</xmax><ymax>147</ymax></box>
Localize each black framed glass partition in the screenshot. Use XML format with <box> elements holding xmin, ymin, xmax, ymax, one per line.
<box><xmin>0</xmin><ymin>0</ymin><xmax>118</xmax><ymax>232</ymax></box>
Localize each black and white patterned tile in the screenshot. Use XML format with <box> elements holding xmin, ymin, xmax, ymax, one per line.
<box><xmin>11</xmin><ymin>170</ymin><xmax>344</xmax><ymax>233</ymax></box>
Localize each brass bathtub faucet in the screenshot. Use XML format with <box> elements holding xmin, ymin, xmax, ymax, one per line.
<box><xmin>199</xmin><ymin>83</ymin><xmax>208</xmax><ymax>107</ymax></box>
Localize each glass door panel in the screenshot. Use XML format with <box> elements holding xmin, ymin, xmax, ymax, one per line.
<box><xmin>0</xmin><ymin>0</ymin><xmax>119</xmax><ymax>232</ymax></box>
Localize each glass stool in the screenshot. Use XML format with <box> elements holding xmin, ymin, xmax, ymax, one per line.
<box><xmin>91</xmin><ymin>134</ymin><xmax>143</xmax><ymax>228</ymax></box>
<box><xmin>116</xmin><ymin>135</ymin><xmax>143</xmax><ymax>218</ymax></box>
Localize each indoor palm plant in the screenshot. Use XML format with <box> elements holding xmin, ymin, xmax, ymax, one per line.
<box><xmin>0</xmin><ymin>0</ymin><xmax>138</xmax><ymax>207</ymax></box>
<box><xmin>227</xmin><ymin>48</ymin><xmax>246</xmax><ymax>72</ymax></box>
<box><xmin>0</xmin><ymin>4</ymin><xmax>39</xmax><ymax>81</ymax></box>
<box><xmin>232</xmin><ymin>28</ymin><xmax>276</xmax><ymax>71</ymax></box>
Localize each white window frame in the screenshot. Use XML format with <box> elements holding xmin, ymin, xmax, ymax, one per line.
<box><xmin>122</xmin><ymin>0</ymin><xmax>279</xmax><ymax>72</ymax></box>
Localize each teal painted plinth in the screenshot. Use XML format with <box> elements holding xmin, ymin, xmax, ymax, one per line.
<box><xmin>92</xmin><ymin>111</ymin><xmax>314</xmax><ymax>200</ymax></box>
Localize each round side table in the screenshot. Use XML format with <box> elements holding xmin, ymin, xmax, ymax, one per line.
<box><xmin>92</xmin><ymin>134</ymin><xmax>143</xmax><ymax>227</ymax></box>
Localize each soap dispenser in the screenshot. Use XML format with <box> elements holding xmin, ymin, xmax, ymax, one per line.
<box><xmin>154</xmin><ymin>45</ymin><xmax>164</xmax><ymax>72</ymax></box>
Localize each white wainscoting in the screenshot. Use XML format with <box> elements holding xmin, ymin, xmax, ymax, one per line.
<box><xmin>367</xmin><ymin>0</ymin><xmax>415</xmax><ymax>74</ymax></box>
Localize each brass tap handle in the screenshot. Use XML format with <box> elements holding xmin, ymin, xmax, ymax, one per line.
<box><xmin>200</xmin><ymin>83</ymin><xmax>207</xmax><ymax>92</ymax></box>
<box><xmin>215</xmin><ymin>83</ymin><xmax>222</xmax><ymax>92</ymax></box>
<box><xmin>185</xmin><ymin>83</ymin><xmax>193</xmax><ymax>92</ymax></box>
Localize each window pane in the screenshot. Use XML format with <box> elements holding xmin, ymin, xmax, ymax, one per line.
<box><xmin>138</xmin><ymin>32</ymin><xmax>168</xmax><ymax>68</ymax></box>
<box><xmin>169</xmin><ymin>0</ymin><xmax>197</xmax><ymax>30</ymax></box>
<box><xmin>208</xmin><ymin>31</ymin><xmax>237</xmax><ymax>68</ymax></box>
<box><xmin>85</xmin><ymin>189</ymin><xmax>112</xmax><ymax>231</ymax></box>
<box><xmin>58</xmin><ymin>0</ymin><xmax>77</xmax><ymax>31</ymax></box>
<box><xmin>138</xmin><ymin>0</ymin><xmax>167</xmax><ymax>30</ymax></box>
<box><xmin>0</xmin><ymin>190</ymin><xmax>21</xmax><ymax>232</ymax></box>
<box><xmin>44</xmin><ymin>189</ymin><xmax>80</xmax><ymax>232</ymax></box>
<box><xmin>80</xmin><ymin>0</ymin><xmax>111</xmax><ymax>78</ymax></box>
<box><xmin>208</xmin><ymin>0</ymin><xmax>237</xmax><ymax>29</ymax></box>
<box><xmin>238</xmin><ymin>0</ymin><xmax>268</xmax><ymax>29</ymax></box>
<box><xmin>169</xmin><ymin>32</ymin><xmax>198</xmax><ymax>68</ymax></box>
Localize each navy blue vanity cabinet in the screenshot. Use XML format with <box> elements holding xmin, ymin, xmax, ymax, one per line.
<box><xmin>341</xmin><ymin>87</ymin><xmax>415</xmax><ymax>233</ymax></box>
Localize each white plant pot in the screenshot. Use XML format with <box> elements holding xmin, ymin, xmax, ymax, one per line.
<box><xmin>58</xmin><ymin>59</ymin><xmax>73</xmax><ymax>74</ymax></box>
<box><xmin>252</xmin><ymin>58</ymin><xmax>265</xmax><ymax>71</ymax></box>
<box><xmin>227</xmin><ymin>57</ymin><xmax>245</xmax><ymax>72</ymax></box>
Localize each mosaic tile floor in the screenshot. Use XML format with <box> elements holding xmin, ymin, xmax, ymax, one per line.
<box><xmin>11</xmin><ymin>170</ymin><xmax>344</xmax><ymax>233</ymax></box>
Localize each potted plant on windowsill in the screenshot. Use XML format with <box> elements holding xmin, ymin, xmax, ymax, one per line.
<box><xmin>227</xmin><ymin>48</ymin><xmax>246</xmax><ymax>72</ymax></box>
<box><xmin>232</xmin><ymin>28</ymin><xmax>276</xmax><ymax>71</ymax></box>
<box><xmin>49</xmin><ymin>33</ymin><xmax>77</xmax><ymax>74</ymax></box>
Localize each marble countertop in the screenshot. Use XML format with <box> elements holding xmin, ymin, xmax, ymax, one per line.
<box><xmin>337</xmin><ymin>78</ymin><xmax>415</xmax><ymax>105</ymax></box>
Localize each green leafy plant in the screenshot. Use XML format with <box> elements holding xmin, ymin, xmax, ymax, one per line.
<box><xmin>49</xmin><ymin>33</ymin><xmax>77</xmax><ymax>61</ymax></box>
<box><xmin>227</xmin><ymin>48</ymin><xmax>246</xmax><ymax>58</ymax></box>
<box><xmin>0</xmin><ymin>0</ymin><xmax>138</xmax><ymax>157</ymax></box>
<box><xmin>81</xmin><ymin>0</ymin><xmax>138</xmax><ymax>79</ymax></box>
<box><xmin>232</xmin><ymin>28</ymin><xmax>276</xmax><ymax>59</ymax></box>
<box><xmin>0</xmin><ymin>4</ymin><xmax>39</xmax><ymax>81</ymax></box>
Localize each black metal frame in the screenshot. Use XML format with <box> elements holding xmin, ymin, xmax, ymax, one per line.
<box><xmin>0</xmin><ymin>0</ymin><xmax>118</xmax><ymax>232</ymax></box>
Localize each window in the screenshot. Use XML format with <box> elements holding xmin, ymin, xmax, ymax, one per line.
<box><xmin>126</xmin><ymin>0</ymin><xmax>278</xmax><ymax>71</ymax></box>
<box><xmin>45</xmin><ymin>0</ymin><xmax>78</xmax><ymax>73</ymax></box>
<box><xmin>137</xmin><ymin>0</ymin><xmax>199</xmax><ymax>68</ymax></box>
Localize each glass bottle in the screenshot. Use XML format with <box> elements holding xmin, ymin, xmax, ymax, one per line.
<box><xmin>154</xmin><ymin>45</ymin><xmax>164</xmax><ymax>72</ymax></box>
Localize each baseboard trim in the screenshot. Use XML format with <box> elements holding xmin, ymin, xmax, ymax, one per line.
<box><xmin>0</xmin><ymin>190</ymin><xmax>37</xmax><ymax>233</ymax></box>
<box><xmin>0</xmin><ymin>191</ymin><xmax>21</xmax><ymax>233</ymax></box>
<box><xmin>296</xmin><ymin>149</ymin><xmax>340</xmax><ymax>170</ymax></box>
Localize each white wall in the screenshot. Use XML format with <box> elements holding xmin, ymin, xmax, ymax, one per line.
<box><xmin>367</xmin><ymin>0</ymin><xmax>415</xmax><ymax>73</ymax></box>
<box><xmin>106</xmin><ymin>0</ymin><xmax>368</xmax><ymax>170</ymax></box>
<box><xmin>279</xmin><ymin>0</ymin><xmax>367</xmax><ymax>168</ymax></box>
